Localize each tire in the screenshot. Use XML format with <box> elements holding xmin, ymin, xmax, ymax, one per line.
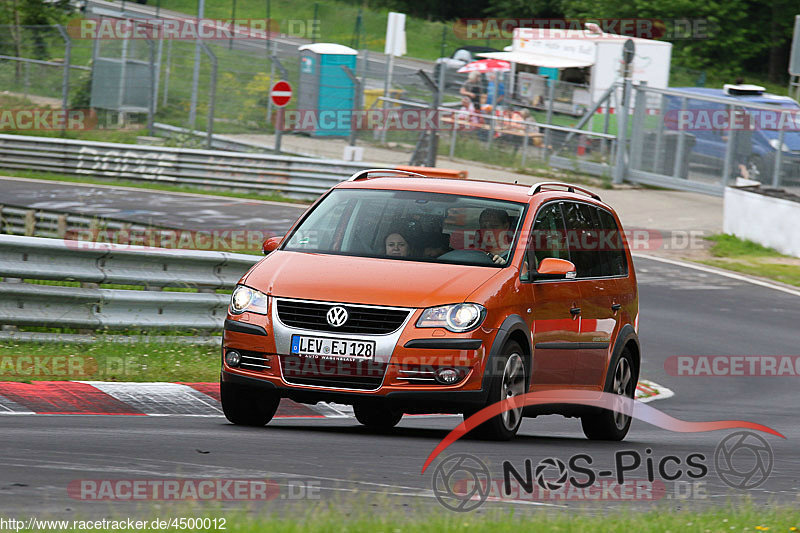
<box><xmin>353</xmin><ymin>402</ymin><xmax>403</xmax><ymax>429</ymax></box>
<box><xmin>580</xmin><ymin>348</ymin><xmax>636</xmax><ymax>441</ymax></box>
<box><xmin>463</xmin><ymin>341</ymin><xmax>527</xmax><ymax>441</ymax></box>
<box><xmin>220</xmin><ymin>381</ymin><xmax>280</xmax><ymax>426</ymax></box>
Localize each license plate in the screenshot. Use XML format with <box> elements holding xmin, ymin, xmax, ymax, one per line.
<box><xmin>290</xmin><ymin>335</ymin><xmax>375</xmax><ymax>359</ymax></box>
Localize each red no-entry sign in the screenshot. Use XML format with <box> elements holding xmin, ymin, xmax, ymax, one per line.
<box><xmin>270</xmin><ymin>81</ymin><xmax>293</xmax><ymax>108</ymax></box>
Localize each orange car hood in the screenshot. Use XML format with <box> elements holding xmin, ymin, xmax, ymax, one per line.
<box><xmin>242</xmin><ymin>251</ymin><xmax>503</xmax><ymax>308</ymax></box>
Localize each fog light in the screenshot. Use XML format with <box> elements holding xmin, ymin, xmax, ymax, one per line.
<box><xmin>435</xmin><ymin>368</ymin><xmax>460</xmax><ymax>385</ymax></box>
<box><xmin>225</xmin><ymin>350</ymin><xmax>241</xmax><ymax>368</ymax></box>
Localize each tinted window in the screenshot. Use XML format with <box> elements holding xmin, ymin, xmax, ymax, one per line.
<box><xmin>562</xmin><ymin>201</ymin><xmax>602</xmax><ymax>278</ymax></box>
<box><xmin>596</xmin><ymin>208</ymin><xmax>628</xmax><ymax>276</ymax></box>
<box><xmin>526</xmin><ymin>202</ymin><xmax>568</xmax><ymax>272</ymax></box>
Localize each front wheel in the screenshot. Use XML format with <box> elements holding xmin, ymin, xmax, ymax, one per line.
<box><xmin>580</xmin><ymin>349</ymin><xmax>636</xmax><ymax>441</ymax></box>
<box><xmin>220</xmin><ymin>381</ymin><xmax>280</xmax><ymax>426</ymax></box>
<box><xmin>464</xmin><ymin>342</ymin><xmax>527</xmax><ymax>440</ymax></box>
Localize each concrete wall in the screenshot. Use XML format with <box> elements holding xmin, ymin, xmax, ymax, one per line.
<box><xmin>723</xmin><ymin>187</ymin><xmax>800</xmax><ymax>258</ymax></box>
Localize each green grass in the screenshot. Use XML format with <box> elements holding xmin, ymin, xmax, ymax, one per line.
<box><xmin>0</xmin><ymin>340</ymin><xmax>220</xmax><ymax>382</ymax></box>
<box><xmin>707</xmin><ymin>234</ymin><xmax>782</xmax><ymax>258</ymax></box>
<box><xmin>699</xmin><ymin>234</ymin><xmax>800</xmax><ymax>287</ymax></box>
<box><xmin>15</xmin><ymin>501</ymin><xmax>800</xmax><ymax>532</ymax></box>
<box><xmin>0</xmin><ymin>168</ymin><xmax>309</xmax><ymax>205</ymax></box>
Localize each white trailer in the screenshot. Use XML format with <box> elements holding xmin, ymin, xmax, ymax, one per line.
<box><xmin>479</xmin><ymin>26</ymin><xmax>672</xmax><ymax>112</ymax></box>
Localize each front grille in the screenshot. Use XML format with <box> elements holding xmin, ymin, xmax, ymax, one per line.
<box><xmin>276</xmin><ymin>299</ymin><xmax>410</xmax><ymax>335</ymax></box>
<box><xmin>280</xmin><ymin>355</ymin><xmax>386</xmax><ymax>390</ymax></box>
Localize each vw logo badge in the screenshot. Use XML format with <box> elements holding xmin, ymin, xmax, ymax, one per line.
<box><xmin>326</xmin><ymin>306</ymin><xmax>349</xmax><ymax>327</ymax></box>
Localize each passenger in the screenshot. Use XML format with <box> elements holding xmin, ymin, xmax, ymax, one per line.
<box><xmin>384</xmin><ymin>231</ymin><xmax>411</xmax><ymax>257</ymax></box>
<box><xmin>479</xmin><ymin>208</ymin><xmax>512</xmax><ymax>264</ymax></box>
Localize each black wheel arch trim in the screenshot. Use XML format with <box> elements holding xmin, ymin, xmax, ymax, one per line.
<box><xmin>603</xmin><ymin>323</ymin><xmax>640</xmax><ymax>392</ymax></box>
<box><xmin>483</xmin><ymin>314</ymin><xmax>531</xmax><ymax>390</ymax></box>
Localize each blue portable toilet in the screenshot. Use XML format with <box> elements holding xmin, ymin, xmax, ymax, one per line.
<box><xmin>297</xmin><ymin>43</ymin><xmax>358</xmax><ymax>137</ymax></box>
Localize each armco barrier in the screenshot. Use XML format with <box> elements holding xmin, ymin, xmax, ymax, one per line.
<box><xmin>0</xmin><ymin>235</ymin><xmax>260</xmax><ymax>331</ymax></box>
<box><xmin>0</xmin><ymin>133</ymin><xmax>375</xmax><ymax>199</ymax></box>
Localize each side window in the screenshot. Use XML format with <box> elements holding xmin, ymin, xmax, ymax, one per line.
<box><xmin>562</xmin><ymin>201</ymin><xmax>602</xmax><ymax>278</ymax></box>
<box><xmin>524</xmin><ymin>202</ymin><xmax>567</xmax><ymax>277</ymax></box>
<box><xmin>596</xmin><ymin>208</ymin><xmax>628</xmax><ymax>276</ymax></box>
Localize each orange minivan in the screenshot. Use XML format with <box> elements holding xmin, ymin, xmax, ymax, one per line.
<box><xmin>220</xmin><ymin>170</ymin><xmax>640</xmax><ymax>440</ymax></box>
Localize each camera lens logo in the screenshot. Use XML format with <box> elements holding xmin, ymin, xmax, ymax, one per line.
<box><xmin>714</xmin><ymin>431</ymin><xmax>773</xmax><ymax>489</ymax></box>
<box><xmin>431</xmin><ymin>453</ymin><xmax>491</xmax><ymax>512</ymax></box>
<box><xmin>534</xmin><ymin>457</ymin><xmax>569</xmax><ymax>491</ymax></box>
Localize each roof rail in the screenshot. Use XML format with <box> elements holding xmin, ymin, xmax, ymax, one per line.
<box><xmin>527</xmin><ymin>181</ymin><xmax>601</xmax><ymax>201</ymax></box>
<box><xmin>347</xmin><ymin>168</ymin><xmax>428</xmax><ymax>182</ymax></box>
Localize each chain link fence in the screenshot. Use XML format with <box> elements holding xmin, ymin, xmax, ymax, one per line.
<box><xmin>2</xmin><ymin>16</ymin><xmax>799</xmax><ymax>195</ymax></box>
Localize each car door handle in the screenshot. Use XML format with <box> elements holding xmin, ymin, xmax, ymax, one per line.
<box><xmin>570</xmin><ymin>307</ymin><xmax>581</xmax><ymax>316</ymax></box>
<box><xmin>611</xmin><ymin>304</ymin><xmax>621</xmax><ymax>311</ymax></box>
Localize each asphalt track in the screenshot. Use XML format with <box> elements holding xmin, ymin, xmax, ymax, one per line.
<box><xmin>1</xmin><ymin>179</ymin><xmax>799</xmax><ymax>517</ymax></box>
<box><xmin>0</xmin><ymin>177</ymin><xmax>307</xmax><ymax>233</ymax></box>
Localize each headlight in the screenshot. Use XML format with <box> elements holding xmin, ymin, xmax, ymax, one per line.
<box><xmin>230</xmin><ymin>285</ymin><xmax>269</xmax><ymax>315</ymax></box>
<box><xmin>768</xmin><ymin>138</ymin><xmax>789</xmax><ymax>152</ymax></box>
<box><xmin>416</xmin><ymin>303</ymin><xmax>485</xmax><ymax>333</ymax></box>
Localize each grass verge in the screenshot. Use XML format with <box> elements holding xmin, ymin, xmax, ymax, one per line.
<box><xmin>0</xmin><ymin>340</ymin><xmax>220</xmax><ymax>382</ymax></box>
<box><xmin>21</xmin><ymin>501</ymin><xmax>800</xmax><ymax>532</ymax></box>
<box><xmin>699</xmin><ymin>234</ymin><xmax>800</xmax><ymax>288</ymax></box>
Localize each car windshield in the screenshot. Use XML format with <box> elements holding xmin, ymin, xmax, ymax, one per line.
<box><xmin>282</xmin><ymin>188</ymin><xmax>526</xmax><ymax>267</ymax></box>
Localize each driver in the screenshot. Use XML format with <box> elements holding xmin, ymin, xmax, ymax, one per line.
<box><xmin>478</xmin><ymin>208</ymin><xmax>512</xmax><ymax>265</ymax></box>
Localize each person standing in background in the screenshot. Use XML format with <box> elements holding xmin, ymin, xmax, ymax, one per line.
<box><xmin>460</xmin><ymin>72</ymin><xmax>483</xmax><ymax>109</ymax></box>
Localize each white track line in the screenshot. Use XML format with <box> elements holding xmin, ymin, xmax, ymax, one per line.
<box><xmin>633</xmin><ymin>253</ymin><xmax>800</xmax><ymax>298</ymax></box>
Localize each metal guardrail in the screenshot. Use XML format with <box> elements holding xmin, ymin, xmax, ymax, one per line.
<box><xmin>0</xmin><ymin>133</ymin><xmax>374</xmax><ymax>199</ymax></box>
<box><xmin>0</xmin><ymin>204</ymin><xmax>156</xmax><ymax>239</ymax></box>
<box><xmin>0</xmin><ymin>235</ymin><xmax>260</xmax><ymax>331</ymax></box>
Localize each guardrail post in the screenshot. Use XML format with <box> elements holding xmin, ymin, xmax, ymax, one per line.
<box><xmin>613</xmin><ymin>79</ymin><xmax>632</xmax><ymax>184</ymax></box>
<box><xmin>57</xmin><ymin>215</ymin><xmax>67</xmax><ymax>238</ymax></box>
<box><xmin>24</xmin><ymin>210</ymin><xmax>35</xmax><ymax>237</ymax></box>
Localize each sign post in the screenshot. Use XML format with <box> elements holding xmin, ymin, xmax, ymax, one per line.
<box><xmin>270</xmin><ymin>80</ymin><xmax>292</xmax><ymax>152</ymax></box>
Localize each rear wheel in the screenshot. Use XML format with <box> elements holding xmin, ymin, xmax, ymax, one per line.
<box><xmin>353</xmin><ymin>403</ymin><xmax>403</xmax><ymax>429</ymax></box>
<box><xmin>463</xmin><ymin>341</ymin><xmax>527</xmax><ymax>441</ymax></box>
<box><xmin>220</xmin><ymin>381</ymin><xmax>280</xmax><ymax>426</ymax></box>
<box><xmin>581</xmin><ymin>349</ymin><xmax>635</xmax><ymax>441</ymax></box>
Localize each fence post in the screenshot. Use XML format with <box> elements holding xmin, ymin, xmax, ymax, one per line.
<box><xmin>148</xmin><ymin>39</ymin><xmax>156</xmax><ymax>137</ymax></box>
<box><xmin>56</xmin><ymin>25</ymin><xmax>71</xmax><ymax>115</ymax></box>
<box><xmin>721</xmin><ymin>104</ymin><xmax>737</xmax><ymax>185</ymax></box>
<box><xmin>672</xmin><ymin>97</ymin><xmax>687</xmax><ymax>179</ymax></box>
<box><xmin>341</xmin><ymin>66</ymin><xmax>360</xmax><ymax>147</ymax></box>
<box><xmin>653</xmin><ymin>93</ymin><xmax>668</xmax><ymax>173</ymax></box>
<box><xmin>272</xmin><ymin>55</ymin><xmax>288</xmax><ymax>153</ymax></box>
<box><xmin>200</xmin><ymin>42</ymin><xmax>217</xmax><ymax>149</ymax></box>
<box><xmin>162</xmin><ymin>39</ymin><xmax>172</xmax><ymax>107</ymax></box>
<box><xmin>521</xmin><ymin>121</ymin><xmax>529</xmax><ymax>167</ymax></box>
<box><xmin>772</xmin><ymin>127</ymin><xmax>785</xmax><ymax>187</ymax></box>
<box><xmin>628</xmin><ymin>81</ymin><xmax>648</xmax><ymax>171</ymax></box>
<box><xmin>612</xmin><ymin>79</ymin><xmax>632</xmax><ymax>184</ymax></box>
<box><xmin>543</xmin><ymin>82</ymin><xmax>556</xmax><ymax>161</ymax></box>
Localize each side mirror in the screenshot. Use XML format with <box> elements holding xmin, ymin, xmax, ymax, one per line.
<box><xmin>532</xmin><ymin>257</ymin><xmax>577</xmax><ymax>280</ymax></box>
<box><xmin>262</xmin><ymin>236</ymin><xmax>283</xmax><ymax>255</ymax></box>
